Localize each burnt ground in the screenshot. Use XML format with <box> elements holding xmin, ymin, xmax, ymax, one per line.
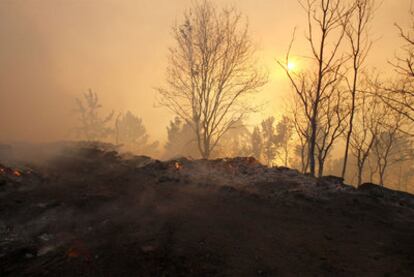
<box><xmin>0</xmin><ymin>143</ymin><xmax>414</xmax><ymax>276</ymax></box>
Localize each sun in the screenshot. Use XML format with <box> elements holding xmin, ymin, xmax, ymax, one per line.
<box><xmin>287</xmin><ymin>61</ymin><xmax>297</xmax><ymax>72</ymax></box>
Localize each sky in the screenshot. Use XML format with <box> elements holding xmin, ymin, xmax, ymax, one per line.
<box><xmin>0</xmin><ymin>0</ymin><xmax>411</xmax><ymax>144</ymax></box>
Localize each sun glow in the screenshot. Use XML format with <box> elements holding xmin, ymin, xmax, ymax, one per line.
<box><xmin>287</xmin><ymin>61</ymin><xmax>297</xmax><ymax>72</ymax></box>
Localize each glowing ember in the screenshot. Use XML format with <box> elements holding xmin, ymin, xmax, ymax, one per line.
<box><xmin>67</xmin><ymin>247</ymin><xmax>80</xmax><ymax>258</ymax></box>
<box><xmin>0</xmin><ymin>168</ymin><xmax>5</xmax><ymax>174</ymax></box>
<box><xmin>174</xmin><ymin>162</ymin><xmax>183</xmax><ymax>170</ymax></box>
<box><xmin>66</xmin><ymin>240</ymin><xmax>92</xmax><ymax>261</ymax></box>
<box><xmin>13</xmin><ymin>170</ymin><xmax>21</xmax><ymax>177</ymax></box>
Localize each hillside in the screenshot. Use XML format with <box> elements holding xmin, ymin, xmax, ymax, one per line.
<box><xmin>1</xmin><ymin>143</ymin><xmax>414</xmax><ymax>276</ymax></box>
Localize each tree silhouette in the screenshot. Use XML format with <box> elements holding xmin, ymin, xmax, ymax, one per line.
<box><xmin>261</xmin><ymin>117</ymin><xmax>279</xmax><ymax>167</ymax></box>
<box><xmin>158</xmin><ymin>0</ymin><xmax>267</xmax><ymax>159</ymax></box>
<box><xmin>115</xmin><ymin>111</ymin><xmax>159</xmax><ymax>155</ymax></box>
<box><xmin>275</xmin><ymin>116</ymin><xmax>294</xmax><ymax>167</ymax></box>
<box><xmin>73</xmin><ymin>90</ymin><xmax>114</xmax><ymax>141</ymax></box>
<box><xmin>251</xmin><ymin>126</ymin><xmax>263</xmax><ymax>161</ymax></box>
<box><xmin>349</xmin><ymin>82</ymin><xmax>380</xmax><ymax>186</ymax></box>
<box><xmin>279</xmin><ymin>0</ymin><xmax>353</xmax><ymax>176</ymax></box>
<box><xmin>315</xmin><ymin>87</ymin><xmax>348</xmax><ymax>177</ymax></box>
<box><xmin>378</xmin><ymin>7</ymin><xmax>414</xmax><ymax>132</ymax></box>
<box><xmin>342</xmin><ymin>0</ymin><xmax>376</xmax><ymax>179</ymax></box>
<box><xmin>290</xmin><ymin>96</ymin><xmax>310</xmax><ymax>173</ymax></box>
<box><xmin>372</xmin><ymin>110</ymin><xmax>408</xmax><ymax>187</ymax></box>
<box><xmin>215</xmin><ymin>119</ymin><xmax>252</xmax><ymax>158</ymax></box>
<box><xmin>164</xmin><ymin>117</ymin><xmax>198</xmax><ymax>159</ymax></box>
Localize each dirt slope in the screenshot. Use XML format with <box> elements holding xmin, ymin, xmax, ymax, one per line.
<box><xmin>1</xmin><ymin>144</ymin><xmax>414</xmax><ymax>276</ymax></box>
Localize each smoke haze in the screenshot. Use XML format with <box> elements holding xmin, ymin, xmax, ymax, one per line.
<box><xmin>0</xmin><ymin>0</ymin><xmax>410</xmax><ymax>143</ymax></box>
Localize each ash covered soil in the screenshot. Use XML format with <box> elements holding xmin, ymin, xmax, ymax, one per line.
<box><xmin>1</xmin><ymin>143</ymin><xmax>414</xmax><ymax>276</ymax></box>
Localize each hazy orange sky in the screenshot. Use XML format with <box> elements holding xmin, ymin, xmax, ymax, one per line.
<box><xmin>0</xmin><ymin>0</ymin><xmax>411</xmax><ymax>144</ymax></box>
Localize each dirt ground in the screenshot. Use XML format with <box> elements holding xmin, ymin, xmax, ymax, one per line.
<box><xmin>1</xmin><ymin>143</ymin><xmax>414</xmax><ymax>276</ymax></box>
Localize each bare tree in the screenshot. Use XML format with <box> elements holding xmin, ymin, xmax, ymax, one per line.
<box><xmin>291</xmin><ymin>95</ymin><xmax>311</xmax><ymax>173</ymax></box>
<box><xmin>341</xmin><ymin>0</ymin><xmax>376</xmax><ymax>178</ymax></box>
<box><xmin>374</xmin><ymin>6</ymin><xmax>414</xmax><ymax>133</ymax></box>
<box><xmin>372</xmin><ymin>109</ymin><xmax>408</xmax><ymax>186</ymax></box>
<box><xmin>392</xmin><ymin>7</ymin><xmax>414</xmax><ymax>78</ymax></box>
<box><xmin>73</xmin><ymin>90</ymin><xmax>114</xmax><ymax>141</ymax></box>
<box><xmin>349</xmin><ymin>87</ymin><xmax>380</xmax><ymax>186</ymax></box>
<box><xmin>315</xmin><ymin>85</ymin><xmax>348</xmax><ymax>177</ymax></box>
<box><xmin>283</xmin><ymin>63</ymin><xmax>347</xmax><ymax>177</ymax></box>
<box><xmin>279</xmin><ymin>0</ymin><xmax>353</xmax><ymax>176</ymax></box>
<box><xmin>158</xmin><ymin>0</ymin><xmax>267</xmax><ymax>159</ymax></box>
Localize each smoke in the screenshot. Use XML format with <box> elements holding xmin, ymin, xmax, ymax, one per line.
<box><xmin>0</xmin><ymin>0</ymin><xmax>408</xmax><ymax>144</ymax></box>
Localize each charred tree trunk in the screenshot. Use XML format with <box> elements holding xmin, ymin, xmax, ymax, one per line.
<box><xmin>318</xmin><ymin>158</ymin><xmax>325</xmax><ymax>178</ymax></box>
<box><xmin>342</xmin><ymin>73</ymin><xmax>357</xmax><ymax>178</ymax></box>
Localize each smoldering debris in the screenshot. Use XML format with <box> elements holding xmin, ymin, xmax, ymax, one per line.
<box><xmin>0</xmin><ymin>163</ymin><xmax>45</xmax><ymax>191</ymax></box>
<box><xmin>0</xmin><ymin>142</ymin><xmax>414</xmax><ymax>276</ymax></box>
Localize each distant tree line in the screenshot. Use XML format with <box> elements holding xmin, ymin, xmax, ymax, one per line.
<box><xmin>73</xmin><ymin>90</ymin><xmax>159</xmax><ymax>157</ymax></box>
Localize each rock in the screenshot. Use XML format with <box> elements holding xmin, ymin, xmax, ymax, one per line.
<box><xmin>25</xmin><ymin>253</ymin><xmax>34</xmax><ymax>259</ymax></box>
<box><xmin>37</xmin><ymin>245</ymin><xmax>56</xmax><ymax>256</ymax></box>
<box><xmin>39</xmin><ymin>233</ymin><xmax>53</xmax><ymax>242</ymax></box>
